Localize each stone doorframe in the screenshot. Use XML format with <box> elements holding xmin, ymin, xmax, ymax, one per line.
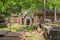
<box><xmin>24</xmin><ymin>17</ymin><xmax>32</xmax><ymax>26</ymax></box>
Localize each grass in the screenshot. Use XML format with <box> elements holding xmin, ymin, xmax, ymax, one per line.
<box><xmin>0</xmin><ymin>25</ymin><xmax>8</xmax><ymax>31</ymax></box>
<box><xmin>0</xmin><ymin>23</ymin><xmax>44</xmax><ymax>40</ymax></box>
<box><xmin>10</xmin><ymin>24</ymin><xmax>35</xmax><ymax>32</ymax></box>
<box><xmin>0</xmin><ymin>23</ymin><xmax>35</xmax><ymax>32</ymax></box>
<box><xmin>23</xmin><ymin>26</ymin><xmax>34</xmax><ymax>32</ymax></box>
<box><xmin>0</xmin><ymin>23</ymin><xmax>24</xmax><ymax>32</ymax></box>
<box><xmin>10</xmin><ymin>23</ymin><xmax>24</xmax><ymax>32</ymax></box>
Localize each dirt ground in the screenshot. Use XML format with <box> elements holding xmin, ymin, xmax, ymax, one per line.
<box><xmin>18</xmin><ymin>30</ymin><xmax>45</xmax><ymax>40</ymax></box>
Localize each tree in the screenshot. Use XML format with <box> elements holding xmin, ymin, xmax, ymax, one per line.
<box><xmin>0</xmin><ymin>0</ymin><xmax>60</xmax><ymax>20</ymax></box>
<box><xmin>0</xmin><ymin>0</ymin><xmax>22</xmax><ymax>17</ymax></box>
<box><xmin>46</xmin><ymin>0</ymin><xmax>60</xmax><ymax>22</ymax></box>
<box><xmin>54</xmin><ymin>0</ymin><xmax>57</xmax><ymax>22</ymax></box>
<box><xmin>43</xmin><ymin>0</ymin><xmax>46</xmax><ymax>20</ymax></box>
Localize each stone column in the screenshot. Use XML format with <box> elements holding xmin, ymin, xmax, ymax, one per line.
<box><xmin>30</xmin><ymin>18</ymin><xmax>32</xmax><ymax>26</ymax></box>
<box><xmin>24</xmin><ymin>18</ymin><xmax>26</xmax><ymax>26</ymax></box>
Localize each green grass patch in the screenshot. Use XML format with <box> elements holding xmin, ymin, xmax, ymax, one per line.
<box><xmin>10</xmin><ymin>23</ymin><xmax>24</xmax><ymax>32</ymax></box>
<box><xmin>0</xmin><ymin>23</ymin><xmax>35</xmax><ymax>32</ymax></box>
<box><xmin>23</xmin><ymin>26</ymin><xmax>34</xmax><ymax>32</ymax></box>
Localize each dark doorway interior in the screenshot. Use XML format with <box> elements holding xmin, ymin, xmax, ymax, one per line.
<box><xmin>22</xmin><ymin>18</ymin><xmax>24</xmax><ymax>25</ymax></box>
<box><xmin>26</xmin><ymin>19</ymin><xmax>30</xmax><ymax>25</ymax></box>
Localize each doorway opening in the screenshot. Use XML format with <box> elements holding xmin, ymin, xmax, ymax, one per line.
<box><xmin>26</xmin><ymin>19</ymin><xmax>30</xmax><ymax>25</ymax></box>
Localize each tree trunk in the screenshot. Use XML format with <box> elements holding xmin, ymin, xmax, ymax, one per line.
<box><xmin>43</xmin><ymin>0</ymin><xmax>46</xmax><ymax>20</ymax></box>
<box><xmin>54</xmin><ymin>0</ymin><xmax>57</xmax><ymax>22</ymax></box>
<box><xmin>54</xmin><ymin>6</ymin><xmax>57</xmax><ymax>22</ymax></box>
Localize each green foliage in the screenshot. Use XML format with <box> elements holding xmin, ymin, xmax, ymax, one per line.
<box><xmin>0</xmin><ymin>0</ymin><xmax>60</xmax><ymax>17</ymax></box>
<box><xmin>46</xmin><ymin>0</ymin><xmax>60</xmax><ymax>10</ymax></box>
<box><xmin>10</xmin><ymin>23</ymin><xmax>24</xmax><ymax>32</ymax></box>
<box><xmin>10</xmin><ymin>24</ymin><xmax>34</xmax><ymax>32</ymax></box>
<box><xmin>26</xmin><ymin>12</ymin><xmax>32</xmax><ymax>17</ymax></box>
<box><xmin>23</xmin><ymin>26</ymin><xmax>34</xmax><ymax>32</ymax></box>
